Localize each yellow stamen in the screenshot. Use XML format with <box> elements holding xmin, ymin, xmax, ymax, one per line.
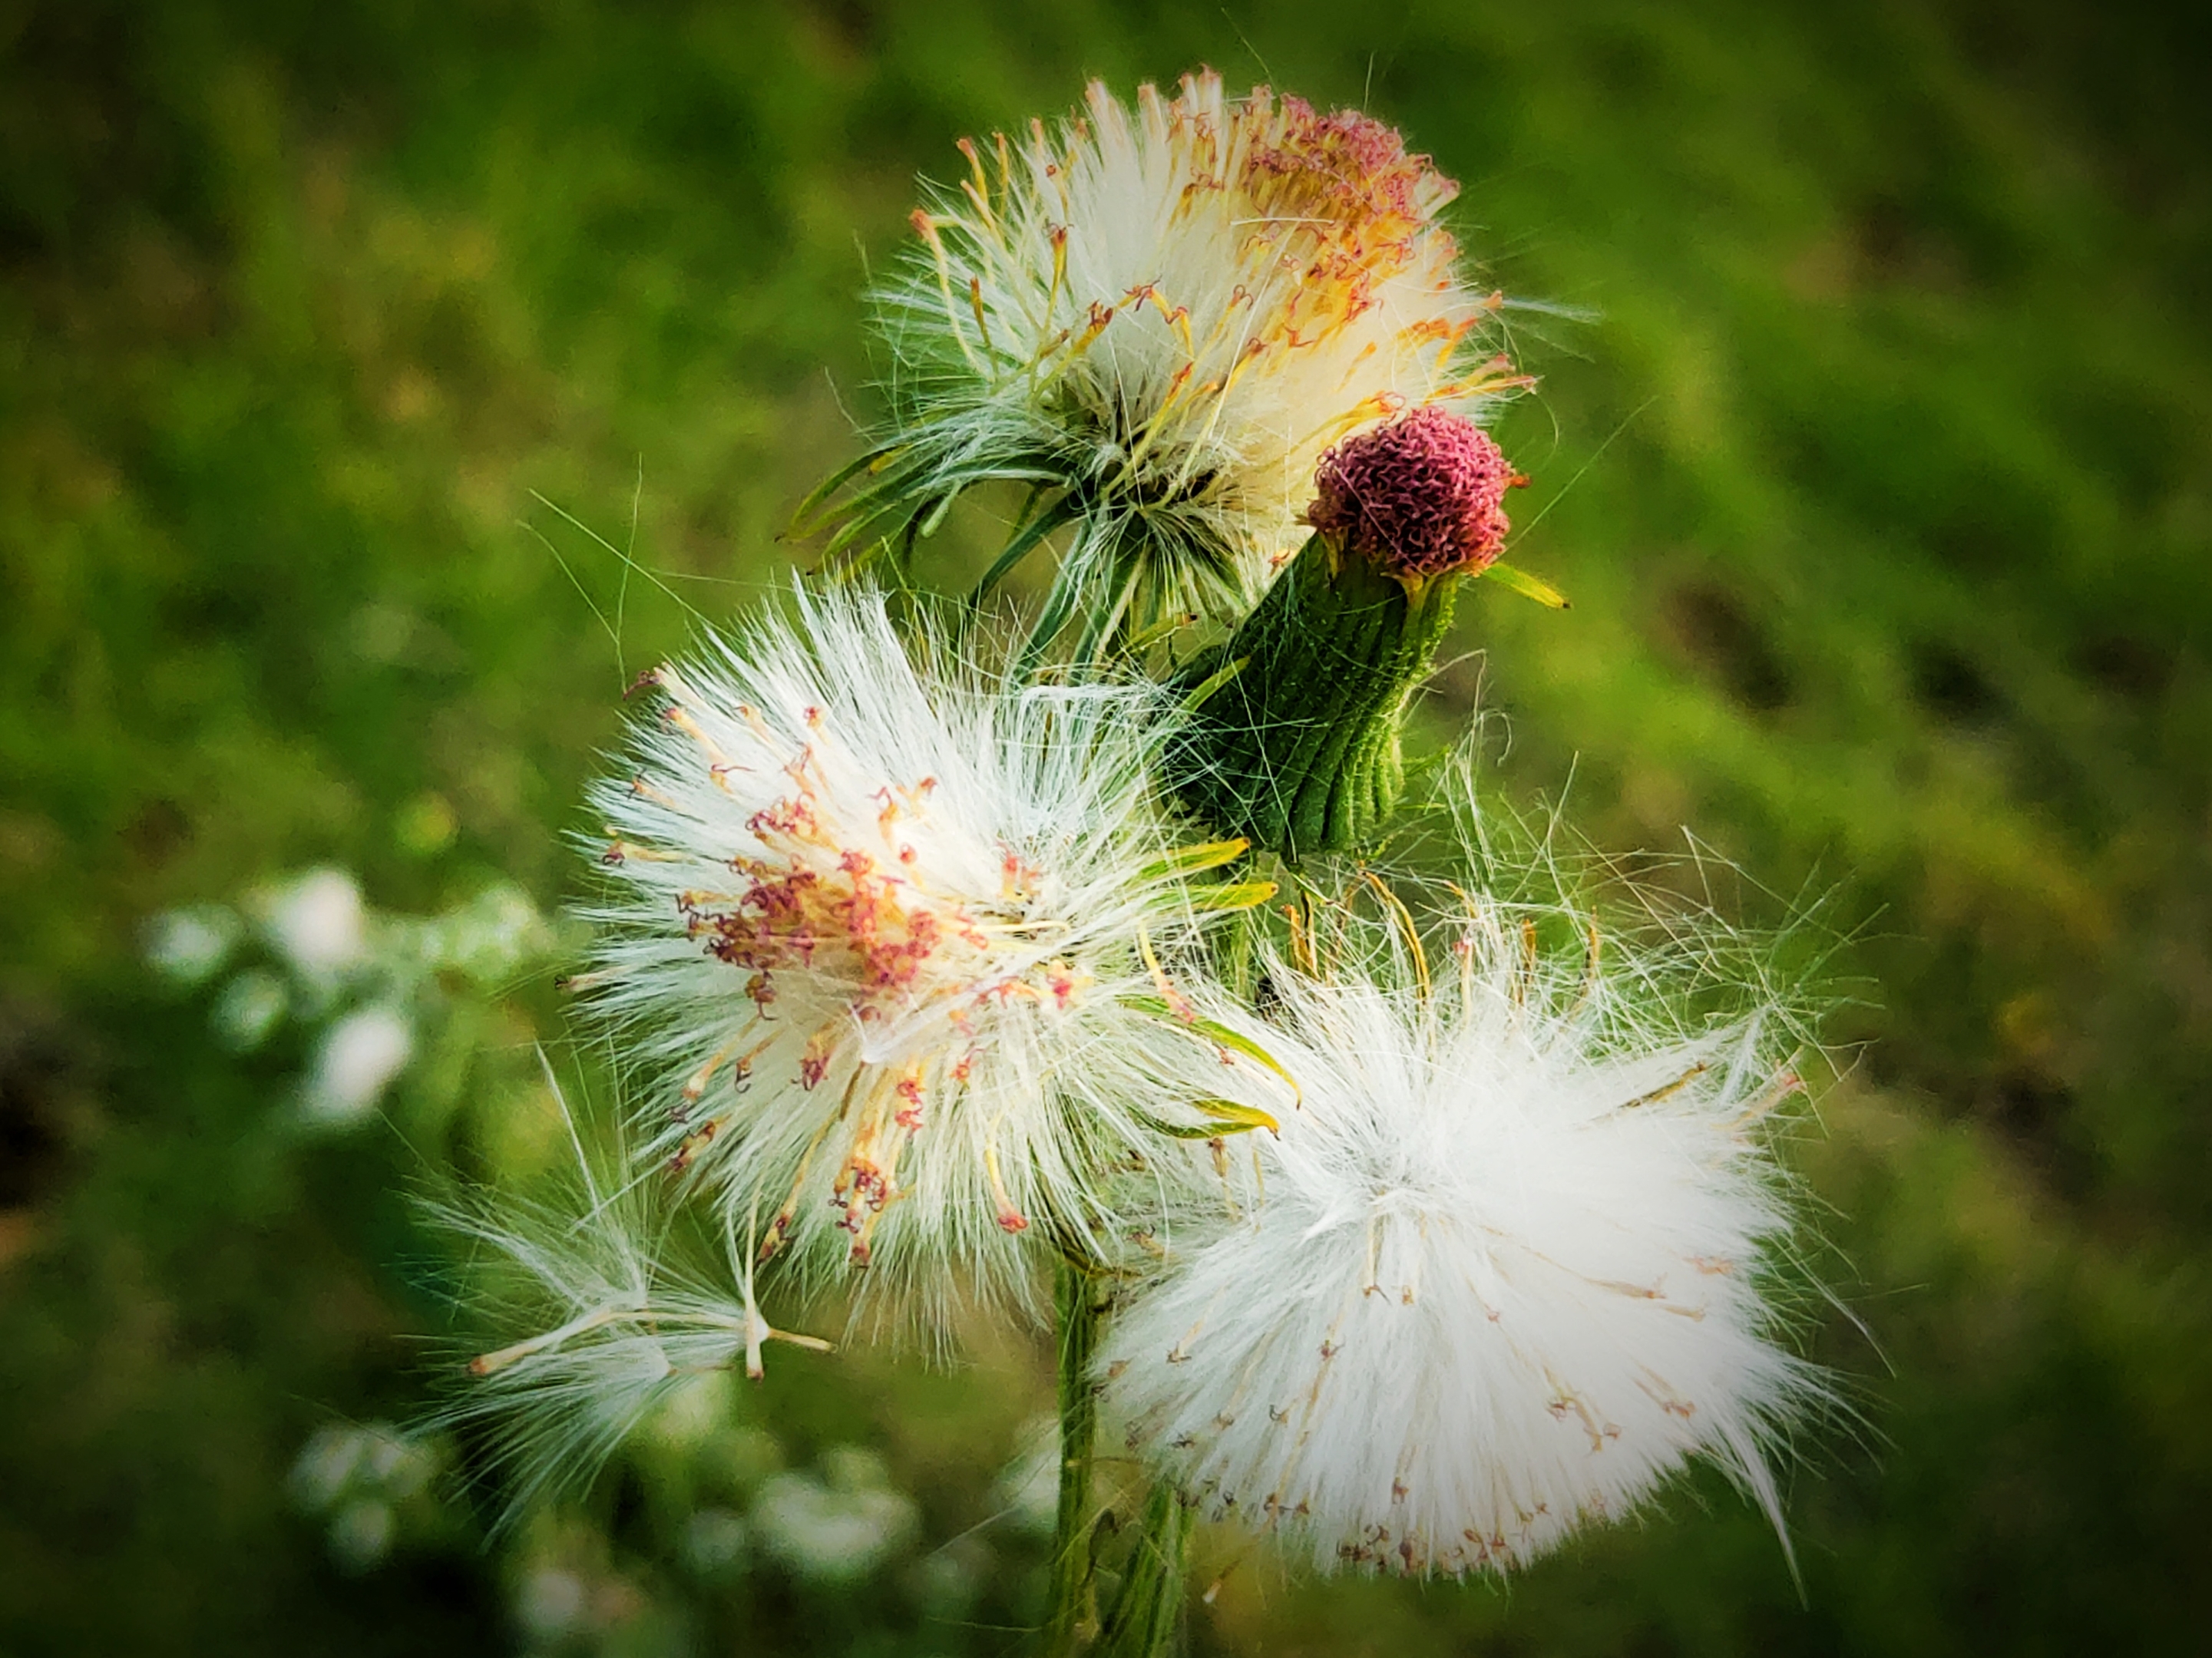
<box><xmin>1360</xmin><ymin>870</ymin><xmax>1430</xmax><ymax>1004</ymax></box>
<box><xmin>1620</xmin><ymin>1062</ymin><xmax>1708</xmax><ymax>1111</ymax></box>
<box><xmin>983</xmin><ymin>1135</ymin><xmax>1028</xmax><ymax>1233</ymax></box>
<box><xmin>1136</xmin><ymin>923</ymin><xmax>1193</xmax><ymax>1022</ymax></box>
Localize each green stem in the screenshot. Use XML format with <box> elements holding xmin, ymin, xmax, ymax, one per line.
<box><xmin>1097</xmin><ymin>1481</ymin><xmax>1192</xmax><ymax>1658</ymax></box>
<box><xmin>1043</xmin><ymin>1251</ymin><xmax>1106</xmax><ymax>1656</ymax></box>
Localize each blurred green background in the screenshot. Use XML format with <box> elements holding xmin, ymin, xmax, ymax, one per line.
<box><xmin>5</xmin><ymin>0</ymin><xmax>2209</xmax><ymax>1652</ymax></box>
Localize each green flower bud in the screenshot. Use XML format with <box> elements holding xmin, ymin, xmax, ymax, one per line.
<box><xmin>1169</xmin><ymin>410</ymin><xmax>1523</xmax><ymax>857</ymax></box>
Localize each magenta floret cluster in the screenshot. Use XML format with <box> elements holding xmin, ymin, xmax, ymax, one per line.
<box><xmin>1307</xmin><ymin>407</ymin><xmax>1521</xmax><ymax>579</ymax></box>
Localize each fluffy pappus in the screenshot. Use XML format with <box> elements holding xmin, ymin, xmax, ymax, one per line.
<box><xmin>580</xmin><ymin>582</ymin><xmax>1268</xmax><ymax>1330</ymax></box>
<box><xmin>429</xmin><ymin>1065</ymin><xmax>829</xmax><ymax>1522</ymax></box>
<box><xmin>1101</xmin><ymin>879</ymin><xmax>1830</xmax><ymax>1578</ymax></box>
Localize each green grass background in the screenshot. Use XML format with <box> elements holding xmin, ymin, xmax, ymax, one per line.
<box><xmin>4</xmin><ymin>0</ymin><xmax>2209</xmax><ymax>1652</ymax></box>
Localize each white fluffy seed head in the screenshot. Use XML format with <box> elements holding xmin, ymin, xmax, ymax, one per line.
<box><xmin>865</xmin><ymin>71</ymin><xmax>1527</xmax><ymax>642</ymax></box>
<box><xmin>1102</xmin><ymin>891</ymin><xmax>1827</xmax><ymax>1578</ymax></box>
<box><xmin>582</xmin><ymin>583</ymin><xmax>1247</xmax><ymax>1329</ymax></box>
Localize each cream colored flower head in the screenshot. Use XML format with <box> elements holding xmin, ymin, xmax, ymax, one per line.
<box><xmin>830</xmin><ymin>71</ymin><xmax>1527</xmax><ymax>659</ymax></box>
<box><xmin>580</xmin><ymin>582</ymin><xmax>1268</xmax><ymax>1326</ymax></box>
<box><xmin>1103</xmin><ymin>883</ymin><xmax>1826</xmax><ymax>1577</ymax></box>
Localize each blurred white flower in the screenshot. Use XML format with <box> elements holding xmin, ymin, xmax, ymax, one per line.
<box><xmin>144</xmin><ymin>903</ymin><xmax>241</xmax><ymax>986</ymax></box>
<box><xmin>581</xmin><ymin>582</ymin><xmax>1268</xmax><ymax>1319</ymax></box>
<box><xmin>987</xmin><ymin>1413</ymin><xmax>1061</xmax><ymax>1537</ymax></box>
<box><xmin>904</xmin><ymin>1533</ymin><xmax>993</xmax><ymax>1617</ymax></box>
<box><xmin>514</xmin><ymin>1566</ymin><xmax>590</xmax><ymax>1642</ymax></box>
<box><xmin>290</xmin><ymin>1421</ymin><xmax>438</xmax><ymax>1506</ymax></box>
<box><xmin>679</xmin><ymin>1508</ymin><xmax>752</xmax><ymax>1579</ymax></box>
<box><xmin>698</xmin><ymin>1423</ymin><xmax>784</xmax><ymax>1495</ymax></box>
<box><xmin>211</xmin><ymin>968</ymin><xmax>289</xmax><ymax>1052</ymax></box>
<box><xmin>751</xmin><ymin>1448</ymin><xmax>917</xmax><ymax>1584</ymax></box>
<box><xmin>262</xmin><ymin>867</ymin><xmax>368</xmax><ymax>981</ymax></box>
<box><xmin>638</xmin><ymin>1367</ymin><xmax>735</xmax><ymax>1455</ymax></box>
<box><xmin>288</xmin><ymin>1421</ymin><xmax>439</xmax><ymax>1573</ymax></box>
<box><xmin>1103</xmin><ymin>888</ymin><xmax>1826</xmax><ymax>1577</ymax></box>
<box><xmin>326</xmin><ymin>1498</ymin><xmax>395</xmax><ymax>1573</ymax></box>
<box><xmin>832</xmin><ymin>70</ymin><xmax>1526</xmax><ymax>656</ymax></box>
<box><xmin>291</xmin><ymin>1424</ymin><xmax>373</xmax><ymax>1512</ymax></box>
<box><xmin>302</xmin><ymin>1004</ymin><xmax>415</xmax><ymax>1125</ymax></box>
<box><xmin>400</xmin><ymin>883</ymin><xmax>557</xmax><ymax>988</ymax></box>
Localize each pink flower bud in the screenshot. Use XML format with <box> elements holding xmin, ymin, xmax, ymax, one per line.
<box><xmin>1308</xmin><ymin>407</ymin><xmax>1523</xmax><ymax>580</ymax></box>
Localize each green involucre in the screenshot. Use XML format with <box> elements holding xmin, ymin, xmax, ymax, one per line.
<box><xmin>1168</xmin><ymin>533</ymin><xmax>1462</xmax><ymax>857</ymax></box>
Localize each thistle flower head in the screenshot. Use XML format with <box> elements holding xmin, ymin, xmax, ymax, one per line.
<box><xmin>584</xmin><ymin>583</ymin><xmax>1265</xmax><ymax>1322</ymax></box>
<box><xmin>833</xmin><ymin>71</ymin><xmax>1527</xmax><ymax>658</ymax></box>
<box><xmin>1308</xmin><ymin>405</ymin><xmax>1521</xmax><ymax>581</ymax></box>
<box><xmin>1103</xmin><ymin>883</ymin><xmax>1825</xmax><ymax>1577</ymax></box>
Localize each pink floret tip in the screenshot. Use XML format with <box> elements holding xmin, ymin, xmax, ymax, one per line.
<box><xmin>1308</xmin><ymin>407</ymin><xmax>1525</xmax><ymax>579</ymax></box>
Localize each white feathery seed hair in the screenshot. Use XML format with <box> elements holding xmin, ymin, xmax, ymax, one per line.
<box><xmin>1101</xmin><ymin>875</ymin><xmax>1827</xmax><ymax>1579</ymax></box>
<box><xmin>431</xmin><ymin>1062</ymin><xmax>830</xmax><ymax>1520</ymax></box>
<box><xmin>832</xmin><ymin>70</ymin><xmax>1528</xmax><ymax>657</ymax></box>
<box><xmin>580</xmin><ymin>581</ymin><xmax>1261</xmax><ymax>1327</ymax></box>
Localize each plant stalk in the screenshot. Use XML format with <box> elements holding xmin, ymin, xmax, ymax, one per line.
<box><xmin>1097</xmin><ymin>1479</ymin><xmax>1192</xmax><ymax>1657</ymax></box>
<box><xmin>1043</xmin><ymin>1250</ymin><xmax>1106</xmax><ymax>1656</ymax></box>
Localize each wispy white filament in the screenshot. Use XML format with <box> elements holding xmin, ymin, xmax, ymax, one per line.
<box><xmin>434</xmin><ymin>1066</ymin><xmax>828</xmax><ymax>1518</ymax></box>
<box><xmin>1104</xmin><ymin>893</ymin><xmax>1823</xmax><ymax>1577</ymax></box>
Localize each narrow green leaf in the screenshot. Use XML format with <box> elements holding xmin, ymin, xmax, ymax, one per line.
<box><xmin>826</xmin><ymin>534</ymin><xmax>894</xmax><ymax>581</ymax></box>
<box><xmin>1139</xmin><ymin>838</ymin><xmax>1251</xmax><ymax>880</ymax></box>
<box><xmin>970</xmin><ymin>495</ymin><xmax>1076</xmax><ymax>600</ymax></box>
<box><xmin>1073</xmin><ymin>557</ymin><xmax>1142</xmax><ymax>667</ymax></box>
<box><xmin>1480</xmin><ymin>560</ymin><xmax>1571</xmax><ymax>609</ymax></box>
<box><xmin>1185</xmin><ymin>879</ymin><xmax>1278</xmax><ymax>913</ymax></box>
<box><xmin>1128</xmin><ymin>1108</ymin><xmax>1222</xmax><ymax>1141</ymax></box>
<box><xmin>919</xmin><ymin>489</ymin><xmax>959</xmax><ymax>538</ymax></box>
<box><xmin>1129</xmin><ymin>1098</ymin><xmax>1276</xmax><ymax>1140</ymax></box>
<box><xmin>1013</xmin><ymin>562</ymin><xmax>1087</xmax><ymax>675</ymax></box>
<box><xmin>1119</xmin><ymin>607</ymin><xmax>1202</xmax><ymax>656</ymax></box>
<box><xmin>813</xmin><ymin>457</ymin><xmax>941</xmax><ymax>553</ymax></box>
<box><xmin>1192</xmin><ymin>1095</ymin><xmax>1281</xmax><ymax>1135</ymax></box>
<box><xmin>1126</xmin><ymin>998</ymin><xmax>1301</xmax><ymax>1102</ymax></box>
<box><xmin>788</xmin><ymin>444</ymin><xmax>903</xmax><ymax>538</ymax></box>
<box><xmin>1180</xmin><ymin>653</ymin><xmax>1248</xmax><ymax>712</ymax></box>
